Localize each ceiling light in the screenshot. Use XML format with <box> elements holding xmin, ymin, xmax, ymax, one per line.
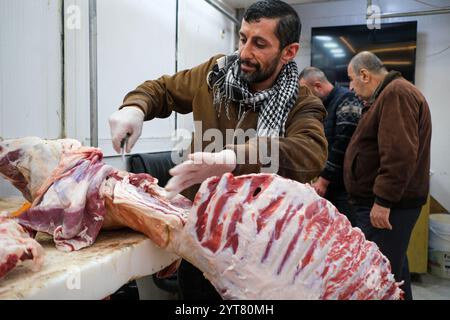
<box><xmin>315</xmin><ymin>36</ymin><xmax>333</xmax><ymax>41</ymax></box>
<box><xmin>324</xmin><ymin>42</ymin><xmax>338</xmax><ymax>48</ymax></box>
<box><xmin>331</xmin><ymin>48</ymin><xmax>344</xmax><ymax>54</ymax></box>
<box><xmin>333</xmin><ymin>53</ymin><xmax>346</xmax><ymax>58</ymax></box>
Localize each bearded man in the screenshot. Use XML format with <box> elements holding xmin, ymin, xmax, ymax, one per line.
<box><xmin>109</xmin><ymin>0</ymin><xmax>327</xmax><ymax>300</ymax></box>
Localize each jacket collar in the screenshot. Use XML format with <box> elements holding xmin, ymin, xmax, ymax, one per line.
<box><xmin>367</xmin><ymin>70</ymin><xmax>402</xmax><ymax>107</ymax></box>
<box><xmin>323</xmin><ymin>86</ymin><xmax>338</xmax><ymax>107</ymax></box>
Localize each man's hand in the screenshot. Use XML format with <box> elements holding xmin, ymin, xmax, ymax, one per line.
<box><xmin>370</xmin><ymin>203</ymin><xmax>393</xmax><ymax>230</ymax></box>
<box><xmin>312</xmin><ymin>177</ymin><xmax>330</xmax><ymax>197</ymax></box>
<box><xmin>109</xmin><ymin>106</ymin><xmax>145</xmax><ymax>153</ymax></box>
<box><xmin>165</xmin><ymin>150</ymin><xmax>237</xmax><ymax>199</ymax></box>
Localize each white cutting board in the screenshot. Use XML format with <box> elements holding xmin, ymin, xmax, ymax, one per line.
<box><xmin>0</xmin><ymin>230</ymin><xmax>179</xmax><ymax>300</ymax></box>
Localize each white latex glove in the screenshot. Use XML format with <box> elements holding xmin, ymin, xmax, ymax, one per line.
<box><xmin>109</xmin><ymin>106</ymin><xmax>145</xmax><ymax>153</ymax></box>
<box><xmin>165</xmin><ymin>150</ymin><xmax>237</xmax><ymax>199</ymax></box>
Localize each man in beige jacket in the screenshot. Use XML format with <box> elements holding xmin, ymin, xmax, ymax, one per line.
<box><xmin>109</xmin><ymin>0</ymin><xmax>327</xmax><ymax>300</ymax></box>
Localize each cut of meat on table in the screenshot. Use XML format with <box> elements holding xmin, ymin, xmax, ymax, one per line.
<box><xmin>0</xmin><ymin>217</ymin><xmax>44</xmax><ymax>279</ymax></box>
<box><xmin>0</xmin><ymin>138</ymin><xmax>117</xmax><ymax>251</ymax></box>
<box><xmin>112</xmin><ymin>172</ymin><xmax>404</xmax><ymax>300</ymax></box>
<box><xmin>188</xmin><ymin>174</ymin><xmax>404</xmax><ymax>300</ymax></box>
<box><xmin>101</xmin><ymin>172</ymin><xmax>191</xmax><ymax>249</ymax></box>
<box><xmin>0</xmin><ymin>137</ymin><xmax>192</xmax><ymax>252</ymax></box>
<box><xmin>0</xmin><ymin>137</ymin><xmax>403</xmax><ymax>299</ymax></box>
<box><xmin>0</xmin><ymin>137</ymin><xmax>82</xmax><ymax>202</ymax></box>
<box><xmin>15</xmin><ymin>146</ymin><xmax>116</xmax><ymax>251</ymax></box>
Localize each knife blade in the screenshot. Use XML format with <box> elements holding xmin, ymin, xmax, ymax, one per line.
<box><xmin>120</xmin><ymin>133</ymin><xmax>130</xmax><ymax>165</ymax></box>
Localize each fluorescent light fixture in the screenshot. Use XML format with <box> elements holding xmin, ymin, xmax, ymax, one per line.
<box><xmin>333</xmin><ymin>53</ymin><xmax>346</xmax><ymax>58</ymax></box>
<box><xmin>324</xmin><ymin>42</ymin><xmax>338</xmax><ymax>48</ymax></box>
<box><xmin>315</xmin><ymin>36</ymin><xmax>333</xmax><ymax>41</ymax></box>
<box><xmin>331</xmin><ymin>48</ymin><xmax>344</xmax><ymax>54</ymax></box>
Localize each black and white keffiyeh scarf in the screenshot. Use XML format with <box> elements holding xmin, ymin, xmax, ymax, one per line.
<box><xmin>207</xmin><ymin>52</ymin><xmax>299</xmax><ymax>137</ymax></box>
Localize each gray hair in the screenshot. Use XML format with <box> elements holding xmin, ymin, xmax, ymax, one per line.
<box><xmin>349</xmin><ymin>51</ymin><xmax>387</xmax><ymax>74</ymax></box>
<box><xmin>299</xmin><ymin>67</ymin><xmax>329</xmax><ymax>83</ymax></box>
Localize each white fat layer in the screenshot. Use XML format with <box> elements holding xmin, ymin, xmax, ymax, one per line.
<box><xmin>0</xmin><ymin>137</ymin><xmax>81</xmax><ymax>200</ymax></box>
<box><xmin>177</xmin><ymin>173</ymin><xmax>402</xmax><ymax>300</ymax></box>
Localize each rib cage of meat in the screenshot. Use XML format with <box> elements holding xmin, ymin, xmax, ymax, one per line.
<box><xmin>139</xmin><ymin>173</ymin><xmax>402</xmax><ymax>300</ymax></box>
<box><xmin>108</xmin><ymin>164</ymin><xmax>403</xmax><ymax>300</ymax></box>
<box><xmin>0</xmin><ymin>137</ymin><xmax>403</xmax><ymax>299</ymax></box>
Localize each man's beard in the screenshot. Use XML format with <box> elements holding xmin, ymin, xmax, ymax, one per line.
<box><xmin>239</xmin><ymin>54</ymin><xmax>281</xmax><ymax>84</ymax></box>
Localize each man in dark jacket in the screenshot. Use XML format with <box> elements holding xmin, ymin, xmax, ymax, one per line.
<box><xmin>299</xmin><ymin>67</ymin><xmax>362</xmax><ymax>225</ymax></box>
<box><xmin>344</xmin><ymin>51</ymin><xmax>432</xmax><ymax>300</ymax></box>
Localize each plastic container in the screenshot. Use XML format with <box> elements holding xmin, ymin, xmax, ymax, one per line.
<box><xmin>428</xmin><ymin>214</ymin><xmax>450</xmax><ymax>279</ymax></box>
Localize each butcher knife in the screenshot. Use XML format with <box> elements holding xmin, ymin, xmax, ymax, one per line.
<box><xmin>120</xmin><ymin>133</ymin><xmax>131</xmax><ymax>165</ymax></box>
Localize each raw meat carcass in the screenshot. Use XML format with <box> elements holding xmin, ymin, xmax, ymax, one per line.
<box><xmin>0</xmin><ymin>137</ymin><xmax>191</xmax><ymax>251</ymax></box>
<box><xmin>17</xmin><ymin>147</ymin><xmax>115</xmax><ymax>251</ymax></box>
<box><xmin>0</xmin><ymin>217</ymin><xmax>44</xmax><ymax>279</ymax></box>
<box><xmin>110</xmin><ymin>172</ymin><xmax>403</xmax><ymax>300</ymax></box>
<box><xmin>1</xmin><ymin>138</ymin><xmax>117</xmax><ymax>251</ymax></box>
<box><xmin>0</xmin><ymin>137</ymin><xmax>81</xmax><ymax>202</ymax></box>
<box><xmin>101</xmin><ymin>171</ymin><xmax>191</xmax><ymax>249</ymax></box>
<box><xmin>0</xmin><ymin>137</ymin><xmax>403</xmax><ymax>299</ymax></box>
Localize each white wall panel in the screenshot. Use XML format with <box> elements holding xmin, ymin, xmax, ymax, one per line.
<box><xmin>0</xmin><ymin>0</ymin><xmax>63</xmax><ymax>140</ymax></box>
<box><xmin>64</xmin><ymin>0</ymin><xmax>91</xmax><ymax>146</ymax></box>
<box><xmin>177</xmin><ymin>0</ymin><xmax>236</xmax><ymax>133</ymax></box>
<box><xmin>0</xmin><ymin>0</ymin><xmax>63</xmax><ymax>198</ymax></box>
<box><xmin>65</xmin><ymin>0</ymin><xmax>235</xmax><ymax>155</ymax></box>
<box><xmin>293</xmin><ymin>0</ymin><xmax>450</xmax><ymax>210</ymax></box>
<box><xmin>0</xmin><ymin>0</ymin><xmax>236</xmax><ymax>198</ymax></box>
<box><xmin>96</xmin><ymin>0</ymin><xmax>177</xmax><ymax>156</ymax></box>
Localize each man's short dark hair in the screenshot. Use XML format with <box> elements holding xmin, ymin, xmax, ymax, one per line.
<box><xmin>244</xmin><ymin>0</ymin><xmax>301</xmax><ymax>49</ymax></box>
